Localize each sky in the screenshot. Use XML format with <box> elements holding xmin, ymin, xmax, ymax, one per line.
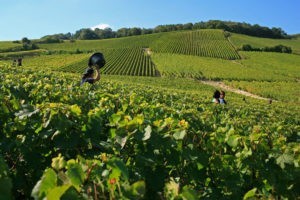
<box><xmin>0</xmin><ymin>0</ymin><xmax>299</xmax><ymax>41</ymax></box>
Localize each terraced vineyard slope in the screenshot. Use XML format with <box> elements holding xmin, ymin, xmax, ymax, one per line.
<box><xmin>61</xmin><ymin>48</ymin><xmax>157</xmax><ymax>76</ymax></box>
<box><xmin>150</xmin><ymin>29</ymin><xmax>240</xmax><ymax>59</ymax></box>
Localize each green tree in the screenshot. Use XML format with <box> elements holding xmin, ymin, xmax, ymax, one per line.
<box><xmin>74</xmin><ymin>29</ymin><xmax>99</xmax><ymax>40</ymax></box>
<box><xmin>141</xmin><ymin>28</ymin><xmax>153</xmax><ymax>35</ymax></box>
<box><xmin>95</xmin><ymin>28</ymin><xmax>115</xmax><ymax>39</ymax></box>
<box><xmin>116</xmin><ymin>28</ymin><xmax>130</xmax><ymax>37</ymax></box>
<box><xmin>241</xmin><ymin>44</ymin><xmax>253</xmax><ymax>51</ymax></box>
<box><xmin>129</xmin><ymin>27</ymin><xmax>142</xmax><ymax>36</ymax></box>
<box><xmin>22</xmin><ymin>37</ymin><xmax>31</xmax><ymax>44</ymax></box>
<box><xmin>183</xmin><ymin>23</ymin><xmax>193</xmax><ymax>30</ymax></box>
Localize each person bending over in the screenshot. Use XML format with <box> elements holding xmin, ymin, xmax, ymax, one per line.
<box><xmin>212</xmin><ymin>90</ymin><xmax>220</xmax><ymax>104</ymax></box>
<box><xmin>80</xmin><ymin>67</ymin><xmax>100</xmax><ymax>86</ymax></box>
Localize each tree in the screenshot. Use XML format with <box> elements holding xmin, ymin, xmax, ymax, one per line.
<box><xmin>95</xmin><ymin>28</ymin><xmax>115</xmax><ymax>39</ymax></box>
<box><xmin>241</xmin><ymin>44</ymin><xmax>253</xmax><ymax>51</ymax></box>
<box><xmin>141</xmin><ymin>28</ymin><xmax>153</xmax><ymax>35</ymax></box>
<box><xmin>40</xmin><ymin>20</ymin><xmax>291</xmax><ymax>40</ymax></box>
<box><xmin>22</xmin><ymin>37</ymin><xmax>31</xmax><ymax>44</ymax></box>
<box><xmin>129</xmin><ymin>27</ymin><xmax>142</xmax><ymax>36</ymax></box>
<box><xmin>74</xmin><ymin>29</ymin><xmax>99</xmax><ymax>40</ymax></box>
<box><xmin>193</xmin><ymin>21</ymin><xmax>206</xmax><ymax>29</ymax></box>
<box><xmin>154</xmin><ymin>25</ymin><xmax>168</xmax><ymax>33</ymax></box>
<box><xmin>183</xmin><ymin>23</ymin><xmax>193</xmax><ymax>30</ymax></box>
<box><xmin>116</xmin><ymin>28</ymin><xmax>130</xmax><ymax>37</ymax></box>
<box><xmin>271</xmin><ymin>27</ymin><xmax>288</xmax><ymax>39</ymax></box>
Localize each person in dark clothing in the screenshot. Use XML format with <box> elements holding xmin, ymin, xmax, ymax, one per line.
<box><xmin>212</xmin><ymin>90</ymin><xmax>220</xmax><ymax>104</ymax></box>
<box><xmin>17</xmin><ymin>58</ymin><xmax>22</xmax><ymax>66</ymax></box>
<box><xmin>80</xmin><ymin>67</ymin><xmax>100</xmax><ymax>86</ymax></box>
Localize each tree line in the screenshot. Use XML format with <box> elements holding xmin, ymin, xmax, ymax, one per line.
<box><xmin>241</xmin><ymin>44</ymin><xmax>292</xmax><ymax>53</ymax></box>
<box><xmin>39</xmin><ymin>20</ymin><xmax>291</xmax><ymax>42</ymax></box>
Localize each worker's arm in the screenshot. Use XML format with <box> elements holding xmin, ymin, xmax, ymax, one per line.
<box><xmin>94</xmin><ymin>68</ymin><xmax>100</xmax><ymax>82</ymax></box>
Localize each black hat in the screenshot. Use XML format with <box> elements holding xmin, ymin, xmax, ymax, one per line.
<box><xmin>88</xmin><ymin>52</ymin><xmax>106</xmax><ymax>68</ymax></box>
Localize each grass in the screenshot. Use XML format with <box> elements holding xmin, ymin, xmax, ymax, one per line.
<box><xmin>224</xmin><ymin>80</ymin><xmax>300</xmax><ymax>103</ymax></box>
<box><xmin>239</xmin><ymin>51</ymin><xmax>300</xmax><ymax>80</ymax></box>
<box><xmin>229</xmin><ymin>33</ymin><xmax>300</xmax><ymax>55</ymax></box>
<box><xmin>0</xmin><ymin>49</ymin><xmax>47</xmax><ymax>60</ymax></box>
<box><xmin>151</xmin><ymin>52</ymin><xmax>296</xmax><ymax>81</ymax></box>
<box><xmin>0</xmin><ymin>41</ymin><xmax>22</xmax><ymax>50</ymax></box>
<box><xmin>23</xmin><ymin>53</ymin><xmax>90</xmax><ymax>70</ymax></box>
<box><xmin>38</xmin><ymin>33</ymin><xmax>163</xmax><ymax>51</ymax></box>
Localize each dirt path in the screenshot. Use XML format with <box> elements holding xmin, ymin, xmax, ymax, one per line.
<box><xmin>143</xmin><ymin>47</ymin><xmax>271</xmax><ymax>101</ymax></box>
<box><xmin>201</xmin><ymin>80</ymin><xmax>272</xmax><ymax>101</ymax></box>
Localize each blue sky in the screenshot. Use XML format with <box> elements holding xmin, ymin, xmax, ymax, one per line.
<box><xmin>0</xmin><ymin>0</ymin><xmax>299</xmax><ymax>41</ymax></box>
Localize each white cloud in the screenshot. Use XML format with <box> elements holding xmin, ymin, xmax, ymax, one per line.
<box><xmin>91</xmin><ymin>23</ymin><xmax>110</xmax><ymax>30</ymax></box>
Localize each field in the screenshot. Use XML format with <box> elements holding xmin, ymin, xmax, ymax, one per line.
<box><xmin>0</xmin><ymin>41</ymin><xmax>22</xmax><ymax>51</ymax></box>
<box><xmin>224</xmin><ymin>80</ymin><xmax>300</xmax><ymax>103</ymax></box>
<box><xmin>229</xmin><ymin>33</ymin><xmax>300</xmax><ymax>55</ymax></box>
<box><xmin>0</xmin><ymin>29</ymin><xmax>299</xmax><ymax>199</ymax></box>
<box><xmin>150</xmin><ymin>30</ymin><xmax>240</xmax><ymax>59</ymax></box>
<box><xmin>151</xmin><ymin>52</ymin><xmax>299</xmax><ymax>81</ymax></box>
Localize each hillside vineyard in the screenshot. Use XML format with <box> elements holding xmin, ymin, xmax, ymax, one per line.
<box><xmin>0</xmin><ymin>29</ymin><xmax>299</xmax><ymax>199</ymax></box>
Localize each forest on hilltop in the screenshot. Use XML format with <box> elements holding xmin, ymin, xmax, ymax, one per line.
<box><xmin>40</xmin><ymin>20</ymin><xmax>291</xmax><ymax>43</ymax></box>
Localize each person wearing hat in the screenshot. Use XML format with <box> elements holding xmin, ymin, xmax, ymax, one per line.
<box><xmin>80</xmin><ymin>67</ymin><xmax>100</xmax><ymax>85</ymax></box>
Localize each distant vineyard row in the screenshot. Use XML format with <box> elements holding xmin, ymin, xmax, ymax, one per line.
<box><xmin>151</xmin><ymin>30</ymin><xmax>240</xmax><ymax>59</ymax></box>
<box><xmin>37</xmin><ymin>29</ymin><xmax>240</xmax><ymax>59</ymax></box>
<box><xmin>60</xmin><ymin>48</ymin><xmax>158</xmax><ymax>76</ymax></box>
<box><xmin>58</xmin><ymin>30</ymin><xmax>240</xmax><ymax>76</ymax></box>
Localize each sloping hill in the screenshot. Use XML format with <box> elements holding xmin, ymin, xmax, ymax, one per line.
<box><xmin>38</xmin><ymin>33</ymin><xmax>163</xmax><ymax>51</ymax></box>
<box><xmin>0</xmin><ymin>41</ymin><xmax>23</xmax><ymax>51</ymax></box>
<box><xmin>38</xmin><ymin>29</ymin><xmax>240</xmax><ymax>59</ymax></box>
<box><xmin>1</xmin><ymin>29</ymin><xmax>300</xmax><ymax>199</ymax></box>
<box><xmin>150</xmin><ymin>29</ymin><xmax>240</xmax><ymax>59</ymax></box>
<box><xmin>25</xmin><ymin>29</ymin><xmax>240</xmax><ymax>76</ymax></box>
<box><xmin>229</xmin><ymin>33</ymin><xmax>300</xmax><ymax>55</ymax></box>
<box><xmin>2</xmin><ymin>29</ymin><xmax>299</xmax><ymax>103</ymax></box>
<box><xmin>61</xmin><ymin>48</ymin><xmax>158</xmax><ymax>76</ymax></box>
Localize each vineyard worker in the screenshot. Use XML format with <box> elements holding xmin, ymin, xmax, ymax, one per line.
<box><xmin>212</xmin><ymin>90</ymin><xmax>220</xmax><ymax>104</ymax></box>
<box><xmin>17</xmin><ymin>57</ymin><xmax>23</xmax><ymax>66</ymax></box>
<box><xmin>80</xmin><ymin>67</ymin><xmax>100</xmax><ymax>85</ymax></box>
<box><xmin>219</xmin><ymin>91</ymin><xmax>227</xmax><ymax>104</ymax></box>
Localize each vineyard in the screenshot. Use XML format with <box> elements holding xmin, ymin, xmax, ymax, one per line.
<box><xmin>61</xmin><ymin>48</ymin><xmax>157</xmax><ymax>76</ymax></box>
<box><xmin>150</xmin><ymin>30</ymin><xmax>240</xmax><ymax>59</ymax></box>
<box><xmin>1</xmin><ymin>62</ymin><xmax>299</xmax><ymax>199</ymax></box>
<box><xmin>0</xmin><ymin>41</ymin><xmax>23</xmax><ymax>51</ymax></box>
<box><xmin>38</xmin><ymin>33</ymin><xmax>163</xmax><ymax>51</ymax></box>
<box><xmin>36</xmin><ymin>29</ymin><xmax>240</xmax><ymax>60</ymax></box>
<box><xmin>151</xmin><ymin>52</ymin><xmax>299</xmax><ymax>81</ymax></box>
<box><xmin>0</xmin><ymin>28</ymin><xmax>300</xmax><ymax>199</ymax></box>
